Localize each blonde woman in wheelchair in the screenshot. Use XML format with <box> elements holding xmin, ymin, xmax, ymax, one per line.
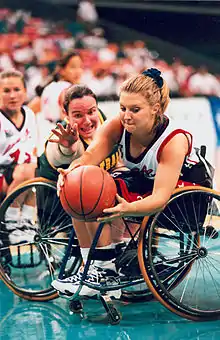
<box><xmin>53</xmin><ymin>67</ymin><xmax>215</xmax><ymax>298</ymax></box>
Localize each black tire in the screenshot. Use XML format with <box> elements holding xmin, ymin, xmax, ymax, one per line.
<box><xmin>138</xmin><ymin>186</ymin><xmax>220</xmax><ymax>321</ymax></box>
<box><xmin>0</xmin><ymin>177</ymin><xmax>82</xmax><ymax>301</ymax></box>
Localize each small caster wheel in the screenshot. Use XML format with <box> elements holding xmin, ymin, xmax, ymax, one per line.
<box><xmin>108</xmin><ymin>304</ymin><xmax>122</xmax><ymax>325</ymax></box>
<box><xmin>69</xmin><ymin>300</ymin><xmax>83</xmax><ymax>313</ymax></box>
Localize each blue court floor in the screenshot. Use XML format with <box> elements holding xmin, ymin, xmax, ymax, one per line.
<box><xmin>1</xmin><ymin>281</ymin><xmax>220</xmax><ymax>340</ymax></box>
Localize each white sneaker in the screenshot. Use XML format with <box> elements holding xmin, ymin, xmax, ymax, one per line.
<box><xmin>5</xmin><ymin>219</ymin><xmax>37</xmax><ymax>245</ymax></box>
<box><xmin>51</xmin><ymin>265</ymin><xmax>121</xmax><ymax>299</ymax></box>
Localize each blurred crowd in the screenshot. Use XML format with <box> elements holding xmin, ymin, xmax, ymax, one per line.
<box><xmin>0</xmin><ymin>4</ymin><xmax>220</xmax><ymax>104</ymax></box>
<box><xmin>0</xmin><ymin>2</ymin><xmax>220</xmax><ymax>209</ymax></box>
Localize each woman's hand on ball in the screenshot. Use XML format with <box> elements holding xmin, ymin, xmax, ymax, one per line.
<box><xmin>97</xmin><ymin>194</ymin><xmax>132</xmax><ymax>222</ymax></box>
<box><xmin>49</xmin><ymin>123</ymin><xmax>79</xmax><ymax>148</ymax></box>
<box><xmin>57</xmin><ymin>165</ymin><xmax>82</xmax><ymax>196</ymax></box>
<box><xmin>57</xmin><ymin>168</ymin><xmax>70</xmax><ymax>196</ymax></box>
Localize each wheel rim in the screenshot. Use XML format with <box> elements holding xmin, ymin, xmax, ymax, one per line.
<box><xmin>144</xmin><ymin>189</ymin><xmax>220</xmax><ymax>319</ymax></box>
<box><xmin>0</xmin><ymin>180</ymin><xmax>81</xmax><ymax>298</ymax></box>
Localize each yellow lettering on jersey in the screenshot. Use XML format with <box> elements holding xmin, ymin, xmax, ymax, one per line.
<box><xmin>99</xmin><ymin>151</ymin><xmax>119</xmax><ymax>171</ymax></box>
<box><xmin>111</xmin><ymin>154</ymin><xmax>116</xmax><ymax>168</ymax></box>
<box><xmin>99</xmin><ymin>160</ymin><xmax>105</xmax><ymax>169</ymax></box>
<box><xmin>105</xmin><ymin>157</ymin><xmax>111</xmax><ymax>171</ymax></box>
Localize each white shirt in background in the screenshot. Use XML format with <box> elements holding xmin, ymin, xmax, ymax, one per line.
<box><xmin>41</xmin><ymin>80</ymin><xmax>71</xmax><ymax>122</ymax></box>
<box><xmin>188</xmin><ymin>73</ymin><xmax>220</xmax><ymax>97</ymax></box>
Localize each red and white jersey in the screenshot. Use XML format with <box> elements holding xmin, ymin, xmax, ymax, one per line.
<box><xmin>119</xmin><ymin>117</ymin><xmax>199</xmax><ymax>180</ymax></box>
<box><xmin>41</xmin><ymin>80</ymin><xmax>71</xmax><ymax>122</ymax></box>
<box><xmin>0</xmin><ymin>106</ymin><xmax>37</xmax><ymax>166</ymax></box>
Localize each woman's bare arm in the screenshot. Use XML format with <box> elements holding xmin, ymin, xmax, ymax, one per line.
<box><xmin>129</xmin><ymin>133</ymin><xmax>189</xmax><ymax>215</ymax></box>
<box><xmin>100</xmin><ymin>133</ymin><xmax>189</xmax><ymax>220</ymax></box>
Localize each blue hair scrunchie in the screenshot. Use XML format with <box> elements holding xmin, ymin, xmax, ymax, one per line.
<box><xmin>142</xmin><ymin>68</ymin><xmax>163</xmax><ymax>89</ymax></box>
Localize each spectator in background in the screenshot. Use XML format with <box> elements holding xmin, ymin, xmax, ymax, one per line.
<box><xmin>12</xmin><ymin>41</ymin><xmax>35</xmax><ymax>66</ymax></box>
<box><xmin>76</xmin><ymin>27</ymin><xmax>107</xmax><ymax>50</ymax></box>
<box><xmin>187</xmin><ymin>65</ymin><xmax>220</xmax><ymax>97</ymax></box>
<box><xmin>98</xmin><ymin>43</ymin><xmax>118</xmax><ymax>63</ymax></box>
<box><xmin>172</xmin><ymin>58</ymin><xmax>192</xmax><ymax>88</ymax></box>
<box><xmin>76</xmin><ymin>0</ymin><xmax>99</xmax><ymax>31</ymax></box>
<box><xmin>25</xmin><ymin>63</ymin><xmax>49</xmax><ymax>100</ymax></box>
<box><xmin>0</xmin><ymin>53</ymin><xmax>14</xmax><ymax>71</ymax></box>
<box><xmin>28</xmin><ymin>50</ymin><xmax>83</xmax><ymax>122</ymax></box>
<box><xmin>7</xmin><ymin>9</ymin><xmax>30</xmax><ymax>33</ymax></box>
<box><xmin>88</xmin><ymin>65</ymin><xmax>116</xmax><ymax>99</ymax></box>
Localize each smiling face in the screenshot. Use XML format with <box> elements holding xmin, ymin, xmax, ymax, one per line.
<box><xmin>67</xmin><ymin>95</ymin><xmax>99</xmax><ymax>139</ymax></box>
<box><xmin>60</xmin><ymin>55</ymin><xmax>83</xmax><ymax>84</ymax></box>
<box><xmin>119</xmin><ymin>92</ymin><xmax>159</xmax><ymax>135</ymax></box>
<box><xmin>0</xmin><ymin>76</ymin><xmax>26</xmax><ymax>114</ymax></box>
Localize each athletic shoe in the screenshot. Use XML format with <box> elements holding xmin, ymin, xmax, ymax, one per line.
<box><xmin>5</xmin><ymin>219</ymin><xmax>37</xmax><ymax>245</ymax></box>
<box><xmin>51</xmin><ymin>265</ymin><xmax>121</xmax><ymax>299</ymax></box>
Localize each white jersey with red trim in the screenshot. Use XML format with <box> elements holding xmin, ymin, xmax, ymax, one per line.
<box><xmin>0</xmin><ymin>106</ymin><xmax>37</xmax><ymax>166</ymax></box>
<box><xmin>119</xmin><ymin>118</ymin><xmax>199</xmax><ymax>180</ymax></box>
<box><xmin>41</xmin><ymin>80</ymin><xmax>71</xmax><ymax>122</ymax></box>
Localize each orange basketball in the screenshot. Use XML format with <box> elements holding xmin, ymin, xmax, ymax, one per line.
<box><xmin>60</xmin><ymin>165</ymin><xmax>117</xmax><ymax>221</ymax></box>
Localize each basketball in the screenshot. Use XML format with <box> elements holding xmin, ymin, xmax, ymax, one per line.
<box><xmin>60</xmin><ymin>165</ymin><xmax>117</xmax><ymax>221</ymax></box>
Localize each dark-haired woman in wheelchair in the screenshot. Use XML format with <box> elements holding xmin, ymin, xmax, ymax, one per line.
<box><xmin>53</xmin><ymin>68</ymin><xmax>215</xmax><ymax>299</ymax></box>
<box><xmin>39</xmin><ymin>83</ymin><xmax>127</xmax><ymax>299</ymax></box>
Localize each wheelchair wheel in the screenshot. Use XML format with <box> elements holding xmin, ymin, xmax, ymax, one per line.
<box><xmin>0</xmin><ymin>177</ymin><xmax>82</xmax><ymax>301</ymax></box>
<box><xmin>138</xmin><ymin>186</ymin><xmax>220</xmax><ymax>321</ymax></box>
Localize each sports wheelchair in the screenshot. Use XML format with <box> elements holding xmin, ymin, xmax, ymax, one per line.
<box><xmin>0</xmin><ymin>177</ymin><xmax>220</xmax><ymax>324</ymax></box>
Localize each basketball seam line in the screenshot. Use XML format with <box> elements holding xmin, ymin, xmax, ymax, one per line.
<box><xmin>63</xmin><ymin>186</ymin><xmax>82</xmax><ymax>217</ymax></box>
<box><xmin>80</xmin><ymin>167</ymin><xmax>86</xmax><ymax>219</ymax></box>
<box><xmin>81</xmin><ymin>168</ymin><xmax>105</xmax><ymax>216</ymax></box>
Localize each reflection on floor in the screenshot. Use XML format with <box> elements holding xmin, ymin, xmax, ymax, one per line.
<box><xmin>1</xmin><ymin>281</ymin><xmax>220</xmax><ymax>340</ymax></box>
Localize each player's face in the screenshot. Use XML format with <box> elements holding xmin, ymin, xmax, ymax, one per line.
<box><xmin>68</xmin><ymin>96</ymin><xmax>99</xmax><ymax>139</ymax></box>
<box><xmin>60</xmin><ymin>56</ymin><xmax>83</xmax><ymax>84</ymax></box>
<box><xmin>0</xmin><ymin>76</ymin><xmax>26</xmax><ymax>113</ymax></box>
<box><xmin>119</xmin><ymin>92</ymin><xmax>157</xmax><ymax>134</ymax></box>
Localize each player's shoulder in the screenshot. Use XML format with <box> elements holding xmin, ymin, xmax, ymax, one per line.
<box><xmin>22</xmin><ymin>105</ymin><xmax>35</xmax><ymax>118</ymax></box>
<box><xmin>43</xmin><ymin>81</ymin><xmax>71</xmax><ymax>98</ymax></box>
<box><xmin>98</xmin><ymin>108</ymin><xmax>107</xmax><ymax>124</ymax></box>
<box><xmin>50</xmin><ymin>80</ymin><xmax>71</xmax><ymax>91</ymax></box>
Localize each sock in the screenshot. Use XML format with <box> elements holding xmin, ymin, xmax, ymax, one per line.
<box><xmin>21</xmin><ymin>205</ymin><xmax>35</xmax><ymax>221</ymax></box>
<box><xmin>122</xmin><ymin>237</ymin><xmax>131</xmax><ymax>245</ymax></box>
<box><xmin>81</xmin><ymin>248</ymin><xmax>90</xmax><ymax>264</ymax></box>
<box><xmin>93</xmin><ymin>244</ymin><xmax>117</xmax><ymax>272</ymax></box>
<box><xmin>5</xmin><ymin>207</ymin><xmax>20</xmax><ymax>221</ymax></box>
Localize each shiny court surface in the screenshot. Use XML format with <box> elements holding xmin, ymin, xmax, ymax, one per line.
<box><xmin>1</xmin><ymin>282</ymin><xmax>220</xmax><ymax>340</ymax></box>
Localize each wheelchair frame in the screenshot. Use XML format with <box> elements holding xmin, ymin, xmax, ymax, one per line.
<box><xmin>0</xmin><ymin>177</ymin><xmax>220</xmax><ymax>324</ymax></box>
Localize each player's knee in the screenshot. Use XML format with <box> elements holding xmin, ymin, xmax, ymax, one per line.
<box><xmin>13</xmin><ymin>163</ymin><xmax>36</xmax><ymax>182</ymax></box>
<box><xmin>22</xmin><ymin>163</ymin><xmax>36</xmax><ymax>180</ymax></box>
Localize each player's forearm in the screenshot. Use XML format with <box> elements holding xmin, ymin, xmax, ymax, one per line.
<box><xmin>69</xmin><ymin>136</ymin><xmax>114</xmax><ymax>169</ymax></box>
<box><xmin>46</xmin><ymin>140</ymin><xmax>84</xmax><ymax>167</ymax></box>
<box><xmin>129</xmin><ymin>194</ymin><xmax>167</xmax><ymax>217</ymax></box>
